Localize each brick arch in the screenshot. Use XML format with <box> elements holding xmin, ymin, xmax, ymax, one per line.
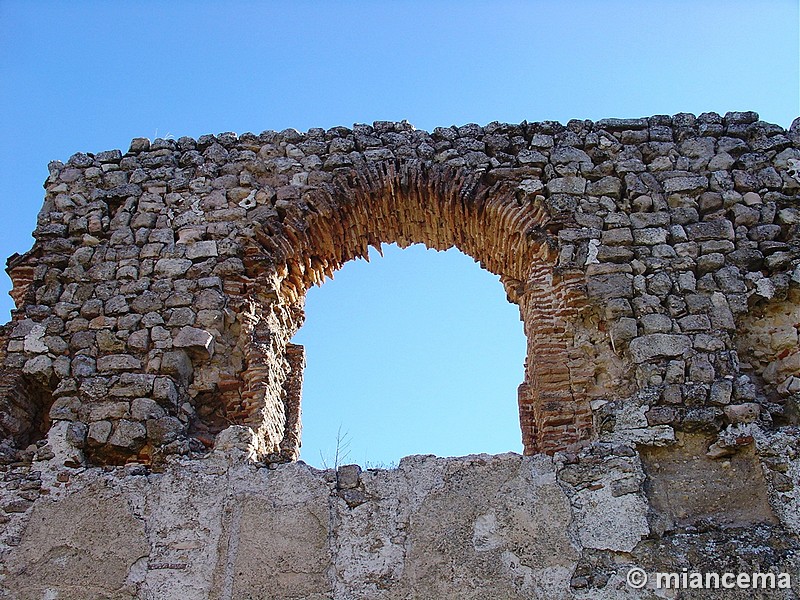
<box><xmin>259</xmin><ymin>161</ymin><xmax>546</xmax><ymax>300</ymax></box>
<box><xmin>5</xmin><ymin>116</ymin><xmax>795</xmax><ymax>467</ymax></box>
<box><xmin>227</xmin><ymin>159</ymin><xmax>593</xmax><ymax>459</ymax></box>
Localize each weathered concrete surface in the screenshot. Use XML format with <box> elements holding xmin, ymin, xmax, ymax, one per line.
<box><xmin>1</xmin><ymin>443</ymin><xmax>798</xmax><ymax>599</ymax></box>
<box><xmin>0</xmin><ymin>452</ymin><xmax>584</xmax><ymax>600</ymax></box>
<box><xmin>641</xmin><ymin>432</ymin><xmax>777</xmax><ymax>531</ymax></box>
<box><xmin>356</xmin><ymin>455</ymin><xmax>579</xmax><ymax>599</ymax></box>
<box><xmin>214</xmin><ymin>466</ymin><xmax>332</xmax><ymax>600</ymax></box>
<box><xmin>2</xmin><ymin>483</ymin><xmax>149</xmax><ymax>599</ymax></box>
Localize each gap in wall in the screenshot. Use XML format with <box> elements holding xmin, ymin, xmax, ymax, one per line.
<box><xmin>292</xmin><ymin>243</ymin><xmax>527</xmax><ymax>469</ymax></box>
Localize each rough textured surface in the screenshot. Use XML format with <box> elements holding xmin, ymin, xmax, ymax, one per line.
<box><xmin>1</xmin><ymin>114</ymin><xmax>800</xmax><ymax>598</ymax></box>
<box><xmin>1</xmin><ymin>113</ymin><xmax>799</xmax><ymax>464</ymax></box>
<box><xmin>641</xmin><ymin>432</ymin><xmax>777</xmax><ymax>531</ymax></box>
<box><xmin>2</xmin><ymin>482</ymin><xmax>149</xmax><ymax>599</ymax></box>
<box><xmin>0</xmin><ymin>447</ymin><xmax>797</xmax><ymax>599</ymax></box>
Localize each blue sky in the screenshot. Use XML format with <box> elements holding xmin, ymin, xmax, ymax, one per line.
<box><xmin>0</xmin><ymin>1</ymin><xmax>797</xmax><ymax>466</ymax></box>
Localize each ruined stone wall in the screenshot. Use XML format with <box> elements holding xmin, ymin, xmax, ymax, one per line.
<box><xmin>2</xmin><ymin>112</ymin><xmax>799</xmax><ymax>467</ymax></box>
<box><xmin>0</xmin><ymin>435</ymin><xmax>798</xmax><ymax>599</ymax></box>
<box><xmin>1</xmin><ymin>113</ymin><xmax>800</xmax><ymax>598</ymax></box>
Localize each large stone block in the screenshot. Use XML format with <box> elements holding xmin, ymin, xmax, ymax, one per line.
<box><xmin>629</xmin><ymin>334</ymin><xmax>691</xmax><ymax>363</ymax></box>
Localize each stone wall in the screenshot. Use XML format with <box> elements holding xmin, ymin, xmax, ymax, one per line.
<box><xmin>0</xmin><ymin>113</ymin><xmax>799</xmax><ymax>598</ymax></box>
<box><xmin>2</xmin><ymin>112</ymin><xmax>799</xmax><ymax>466</ymax></box>
<box><xmin>0</xmin><ymin>435</ymin><xmax>798</xmax><ymax>599</ymax></box>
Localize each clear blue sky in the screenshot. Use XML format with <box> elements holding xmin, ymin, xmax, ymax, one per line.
<box><xmin>0</xmin><ymin>1</ymin><xmax>797</xmax><ymax>466</ymax></box>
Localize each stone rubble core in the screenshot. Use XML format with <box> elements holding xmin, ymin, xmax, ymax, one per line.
<box><xmin>0</xmin><ymin>113</ymin><xmax>799</xmax><ymax>599</ymax></box>
<box><xmin>0</xmin><ymin>112</ymin><xmax>798</xmax><ymax>469</ymax></box>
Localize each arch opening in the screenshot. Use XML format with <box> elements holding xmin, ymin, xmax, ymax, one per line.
<box><xmin>221</xmin><ymin>161</ymin><xmax>593</xmax><ymax>460</ymax></box>
<box><xmin>292</xmin><ymin>243</ymin><xmax>527</xmax><ymax>467</ymax></box>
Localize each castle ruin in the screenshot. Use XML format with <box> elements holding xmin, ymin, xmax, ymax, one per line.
<box><xmin>1</xmin><ymin>112</ymin><xmax>799</xmax><ymax>598</ymax></box>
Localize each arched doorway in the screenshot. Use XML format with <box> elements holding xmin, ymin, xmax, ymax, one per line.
<box><xmin>221</xmin><ymin>160</ymin><xmax>594</xmax><ymax>460</ymax></box>
<box><xmin>293</xmin><ymin>243</ymin><xmax>527</xmax><ymax>466</ymax></box>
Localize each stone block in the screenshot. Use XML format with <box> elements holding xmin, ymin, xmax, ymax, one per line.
<box><xmin>155</xmin><ymin>258</ymin><xmax>192</xmax><ymax>277</ymax></box>
<box><xmin>173</xmin><ymin>326</ymin><xmax>215</xmax><ymax>358</ymax></box>
<box><xmin>629</xmin><ymin>334</ymin><xmax>691</xmax><ymax>363</ymax></box>
<box><xmin>632</xmin><ymin>227</ymin><xmax>668</xmax><ymax>245</ymax></box>
<box><xmin>131</xmin><ymin>398</ymin><xmax>165</xmax><ymax>421</ymax></box>
<box><xmin>87</xmin><ymin>420</ymin><xmax>112</xmax><ymax>445</ymax></box>
<box><xmin>600</xmin><ymin>227</ymin><xmax>633</xmax><ymax>246</ymax></box>
<box><xmin>146</xmin><ymin>416</ymin><xmax>184</xmax><ymax>445</ymax></box>
<box><xmin>664</xmin><ymin>175</ymin><xmax>707</xmax><ymax>193</ymax></box>
<box><xmin>49</xmin><ymin>396</ymin><xmax>81</xmax><ymax>421</ymax></box>
<box><xmin>586</xmin><ymin>176</ymin><xmax>621</xmax><ymax>198</ymax></box>
<box><xmin>710</xmin><ymin>379</ymin><xmax>733</xmax><ymax>405</ymax></box>
<box><xmin>640</xmin><ymin>433</ymin><xmax>776</xmax><ymax>529</ymax></box>
<box><xmin>336</xmin><ymin>464</ymin><xmax>362</xmax><ymax>490</ymax></box>
<box><xmin>186</xmin><ymin>240</ymin><xmax>218</xmax><ymax>259</ymax></box>
<box><xmin>586</xmin><ymin>273</ymin><xmax>633</xmax><ymax>299</ymax></box>
<box><xmin>546</xmin><ymin>176</ymin><xmax>586</xmax><ymax>195</ymax></box>
<box><xmin>22</xmin><ymin>355</ymin><xmax>53</xmax><ymax>382</ymax></box>
<box><xmin>678</xmin><ymin>314</ymin><xmax>711</xmax><ymax>332</ymax></box>
<box><xmin>724</xmin><ymin>403</ymin><xmax>761</xmax><ymax>424</ymax></box>
<box><xmin>97</xmin><ymin>354</ymin><xmax>142</xmax><ymax>372</ymax></box>
<box><xmin>640</xmin><ymin>313</ymin><xmax>673</xmax><ymax>334</ymax></box>
<box><xmin>686</xmin><ymin>220</ymin><xmax>735</xmax><ymax>241</ymax></box>
<box><xmin>108</xmin><ymin>419</ymin><xmax>146</xmax><ymax>449</ymax></box>
<box><xmin>160</xmin><ymin>350</ymin><xmax>193</xmax><ymax>383</ymax></box>
<box><xmin>630</xmin><ymin>212</ymin><xmax>670</xmax><ymax>229</ymax></box>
